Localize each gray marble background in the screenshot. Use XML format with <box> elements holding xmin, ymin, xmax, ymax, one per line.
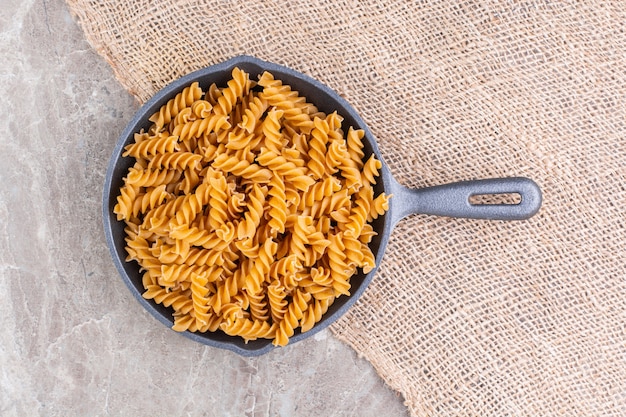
<box><xmin>0</xmin><ymin>1</ymin><xmax>408</xmax><ymax>415</ymax></box>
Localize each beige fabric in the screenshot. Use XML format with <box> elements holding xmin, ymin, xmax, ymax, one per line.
<box><xmin>66</xmin><ymin>0</ymin><xmax>626</xmax><ymax>415</ymax></box>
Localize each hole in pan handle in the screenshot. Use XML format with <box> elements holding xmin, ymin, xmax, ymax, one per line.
<box><xmin>389</xmin><ymin>177</ymin><xmax>542</xmax><ymax>224</ymax></box>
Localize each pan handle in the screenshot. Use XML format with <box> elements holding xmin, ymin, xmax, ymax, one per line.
<box><xmin>389</xmin><ymin>177</ymin><xmax>542</xmax><ymax>225</ymax></box>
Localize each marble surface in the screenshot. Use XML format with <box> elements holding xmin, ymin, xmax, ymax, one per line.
<box><xmin>0</xmin><ymin>1</ymin><xmax>408</xmax><ymax>415</ymax></box>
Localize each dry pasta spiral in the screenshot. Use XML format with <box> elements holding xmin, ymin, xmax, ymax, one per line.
<box><xmin>114</xmin><ymin>67</ymin><xmax>391</xmax><ymax>346</ymax></box>
<box><xmin>214</xmin><ymin>67</ymin><xmax>252</xmax><ymax>116</ymax></box>
<box><xmin>122</xmin><ymin>133</ymin><xmax>179</xmax><ymax>159</ymax></box>
<box><xmin>149</xmin><ymin>81</ymin><xmax>203</xmax><ymax>130</ymax></box>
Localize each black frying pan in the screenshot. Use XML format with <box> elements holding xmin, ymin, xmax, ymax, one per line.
<box><xmin>103</xmin><ymin>55</ymin><xmax>542</xmax><ymax>356</ymax></box>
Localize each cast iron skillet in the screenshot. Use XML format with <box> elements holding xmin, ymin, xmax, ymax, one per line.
<box><xmin>103</xmin><ymin>55</ymin><xmax>542</xmax><ymax>356</ymax></box>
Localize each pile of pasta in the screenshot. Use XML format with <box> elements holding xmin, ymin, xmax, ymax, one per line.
<box><xmin>114</xmin><ymin>67</ymin><xmax>391</xmax><ymax>346</ymax></box>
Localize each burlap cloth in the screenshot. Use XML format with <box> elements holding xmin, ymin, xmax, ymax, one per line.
<box><xmin>66</xmin><ymin>1</ymin><xmax>626</xmax><ymax>415</ymax></box>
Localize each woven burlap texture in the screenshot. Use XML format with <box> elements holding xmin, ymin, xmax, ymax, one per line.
<box><xmin>66</xmin><ymin>1</ymin><xmax>626</xmax><ymax>415</ymax></box>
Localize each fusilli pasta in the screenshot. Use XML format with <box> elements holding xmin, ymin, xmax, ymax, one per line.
<box><xmin>114</xmin><ymin>67</ymin><xmax>391</xmax><ymax>346</ymax></box>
